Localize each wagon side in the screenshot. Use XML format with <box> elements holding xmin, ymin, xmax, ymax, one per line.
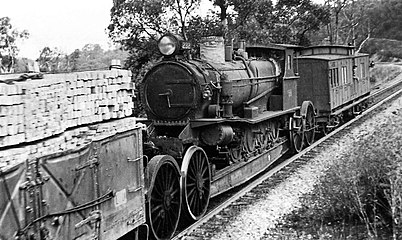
<box><xmin>0</xmin><ymin>127</ymin><xmax>146</xmax><ymax>240</ymax></box>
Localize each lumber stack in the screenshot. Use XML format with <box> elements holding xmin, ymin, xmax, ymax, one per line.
<box><xmin>0</xmin><ymin>69</ymin><xmax>136</xmax><ymax>163</ymax></box>
<box><xmin>0</xmin><ymin>117</ymin><xmax>139</xmax><ymax>169</ymax></box>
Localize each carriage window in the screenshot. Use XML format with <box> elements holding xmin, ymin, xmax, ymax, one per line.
<box><xmin>329</xmin><ymin>68</ymin><xmax>339</xmax><ymax>87</ymax></box>
<box><xmin>334</xmin><ymin>68</ymin><xmax>339</xmax><ymax>86</ymax></box>
<box><xmin>342</xmin><ymin>66</ymin><xmax>348</xmax><ymax>84</ymax></box>
<box><xmin>287</xmin><ymin>55</ymin><xmax>292</xmax><ymax>69</ymax></box>
<box><xmin>335</xmin><ymin>68</ymin><xmax>339</xmax><ymax>86</ymax></box>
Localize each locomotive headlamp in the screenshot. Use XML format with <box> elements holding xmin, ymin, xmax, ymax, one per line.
<box><xmin>158</xmin><ymin>35</ymin><xmax>177</xmax><ymax>56</ymax></box>
<box><xmin>158</xmin><ymin>34</ymin><xmax>191</xmax><ymax>56</ymax></box>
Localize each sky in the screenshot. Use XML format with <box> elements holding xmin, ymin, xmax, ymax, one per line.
<box><xmin>1</xmin><ymin>0</ymin><xmax>324</xmax><ymax>60</ymax></box>
<box><xmin>1</xmin><ymin>0</ymin><xmax>114</xmax><ymax>59</ymax></box>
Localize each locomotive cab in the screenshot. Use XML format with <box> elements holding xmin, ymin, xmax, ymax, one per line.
<box><xmin>245</xmin><ymin>44</ymin><xmax>301</xmax><ymax>111</ymax></box>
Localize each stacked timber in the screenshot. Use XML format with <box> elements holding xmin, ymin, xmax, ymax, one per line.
<box><xmin>0</xmin><ymin>117</ymin><xmax>138</xmax><ymax>169</ymax></box>
<box><xmin>0</xmin><ymin>69</ymin><xmax>137</xmax><ymax>169</ymax></box>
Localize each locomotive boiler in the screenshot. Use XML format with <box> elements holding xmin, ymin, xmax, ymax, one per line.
<box><xmin>143</xmin><ymin>39</ymin><xmax>280</xmax><ymax>122</ymax></box>
<box><xmin>139</xmin><ymin>34</ymin><xmax>316</xmax><ymax>239</ymax></box>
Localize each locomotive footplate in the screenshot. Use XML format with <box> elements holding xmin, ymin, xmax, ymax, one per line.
<box><xmin>210</xmin><ymin>137</ymin><xmax>289</xmax><ymax>197</ymax></box>
<box><xmin>190</xmin><ymin>107</ymin><xmax>300</xmax><ymax>128</ymax></box>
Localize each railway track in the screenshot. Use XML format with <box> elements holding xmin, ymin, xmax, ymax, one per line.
<box><xmin>172</xmin><ymin>75</ymin><xmax>402</xmax><ymax>240</ymax></box>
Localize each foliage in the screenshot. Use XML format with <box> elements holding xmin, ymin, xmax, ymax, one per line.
<box><xmin>369</xmin><ymin>0</ymin><xmax>402</xmax><ymax>41</ymax></box>
<box><xmin>75</xmin><ymin>44</ymin><xmax>107</xmax><ymax>71</ymax></box>
<box><xmin>108</xmin><ymin>0</ymin><xmax>202</xmax><ymax>78</ymax></box>
<box><xmin>273</xmin><ymin>0</ymin><xmax>330</xmax><ymax>45</ymax></box>
<box><xmin>0</xmin><ymin>17</ymin><xmax>29</xmax><ymax>73</ymax></box>
<box><xmin>37</xmin><ymin>47</ymin><xmax>66</xmax><ymax>73</ymax></box>
<box><xmin>31</xmin><ymin>44</ymin><xmax>129</xmax><ymax>73</ymax></box>
<box><xmin>227</xmin><ymin>0</ymin><xmax>275</xmax><ymax>44</ymax></box>
<box><xmin>361</xmin><ymin>38</ymin><xmax>402</xmax><ymax>62</ymax></box>
<box><xmin>107</xmin><ymin>0</ymin><xmax>402</xmax><ymax>76</ymax></box>
<box><xmin>318</xmin><ymin>0</ymin><xmax>402</xmax><ymax>51</ymax></box>
<box><xmin>291</xmin><ymin>113</ymin><xmax>402</xmax><ymax>239</ymax></box>
<box><xmin>186</xmin><ymin>15</ymin><xmax>223</xmax><ymax>56</ymax></box>
<box><xmin>13</xmin><ymin>58</ymin><xmax>34</xmax><ymax>73</ymax></box>
<box><xmin>108</xmin><ymin>0</ymin><xmax>330</xmax><ymax>75</ymax></box>
<box><xmin>200</xmin><ymin>0</ymin><xmax>329</xmax><ymax>45</ymax></box>
<box><xmin>369</xmin><ymin>63</ymin><xmax>402</xmax><ymax>86</ymax></box>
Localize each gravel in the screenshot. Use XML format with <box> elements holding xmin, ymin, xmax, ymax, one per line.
<box><xmin>201</xmin><ymin>93</ymin><xmax>402</xmax><ymax>240</ymax></box>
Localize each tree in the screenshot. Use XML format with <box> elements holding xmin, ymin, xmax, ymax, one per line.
<box><xmin>0</xmin><ymin>17</ymin><xmax>29</xmax><ymax>73</ymax></box>
<box><xmin>108</xmin><ymin>0</ymin><xmax>331</xmax><ymax>76</ymax></box>
<box><xmin>37</xmin><ymin>47</ymin><xmax>66</xmax><ymax>72</ymax></box>
<box><xmin>369</xmin><ymin>0</ymin><xmax>402</xmax><ymax>41</ymax></box>
<box><xmin>13</xmin><ymin>57</ymin><xmax>33</xmax><ymax>73</ymax></box>
<box><xmin>318</xmin><ymin>0</ymin><xmax>402</xmax><ymax>52</ymax></box>
<box><xmin>76</xmin><ymin>44</ymin><xmax>105</xmax><ymax>70</ymax></box>
<box><xmin>337</xmin><ymin>0</ymin><xmax>379</xmax><ymax>51</ymax></box>
<box><xmin>211</xmin><ymin>0</ymin><xmax>230</xmax><ymax>38</ymax></box>
<box><xmin>324</xmin><ymin>0</ymin><xmax>349</xmax><ymax>44</ymax></box>
<box><xmin>216</xmin><ymin>0</ymin><xmax>329</xmax><ymax>45</ymax></box>
<box><xmin>274</xmin><ymin>0</ymin><xmax>330</xmax><ymax>45</ymax></box>
<box><xmin>68</xmin><ymin>49</ymin><xmax>81</xmax><ymax>72</ymax></box>
<box><xmin>68</xmin><ymin>44</ymin><xmax>129</xmax><ymax>72</ymax></box>
<box><xmin>186</xmin><ymin>15</ymin><xmax>222</xmax><ymax>56</ymax></box>
<box><xmin>228</xmin><ymin>0</ymin><xmax>276</xmax><ymax>44</ymax></box>
<box><xmin>108</xmin><ymin>0</ymin><xmax>201</xmax><ymax>78</ymax></box>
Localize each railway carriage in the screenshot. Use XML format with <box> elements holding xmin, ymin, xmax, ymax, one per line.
<box><xmin>296</xmin><ymin>45</ymin><xmax>371</xmax><ymax>133</ymax></box>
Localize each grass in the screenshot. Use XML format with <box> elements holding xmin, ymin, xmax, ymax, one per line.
<box><xmin>370</xmin><ymin>64</ymin><xmax>402</xmax><ymax>87</ymax></box>
<box><xmin>267</xmin><ymin>102</ymin><xmax>402</xmax><ymax>239</ymax></box>
<box><xmin>361</xmin><ymin>38</ymin><xmax>402</xmax><ymax>62</ymax></box>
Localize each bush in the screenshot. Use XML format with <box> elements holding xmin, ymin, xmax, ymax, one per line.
<box><xmin>370</xmin><ymin>64</ymin><xmax>402</xmax><ymax>85</ymax></box>
<box><xmin>312</xmin><ymin>116</ymin><xmax>402</xmax><ymax>239</ymax></box>
<box><xmin>361</xmin><ymin>38</ymin><xmax>402</xmax><ymax>62</ymax></box>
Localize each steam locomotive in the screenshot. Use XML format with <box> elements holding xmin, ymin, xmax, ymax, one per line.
<box><xmin>139</xmin><ymin>34</ymin><xmax>317</xmax><ymax>239</ymax></box>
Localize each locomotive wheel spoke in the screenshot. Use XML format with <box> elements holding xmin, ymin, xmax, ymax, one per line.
<box><xmin>147</xmin><ymin>155</ymin><xmax>181</xmax><ymax>240</ymax></box>
<box><xmin>267</xmin><ymin>121</ymin><xmax>279</xmax><ymax>143</ymax></box>
<box><xmin>254</xmin><ymin>125</ymin><xmax>264</xmax><ymax>149</ymax></box>
<box><xmin>187</xmin><ymin>186</ymin><xmax>197</xmax><ymax>198</ymax></box>
<box><xmin>151</xmin><ymin>204</ymin><xmax>163</xmax><ymax>214</ymax></box>
<box><xmin>244</xmin><ymin>127</ymin><xmax>256</xmax><ymax>153</ymax></box>
<box><xmin>201</xmin><ymin>168</ymin><xmax>208</xmax><ymax>177</ymax></box>
<box><xmin>181</xmin><ymin>146</ymin><xmax>211</xmax><ymax>221</ymax></box>
<box><xmin>290</xmin><ymin>117</ymin><xmax>304</xmax><ymax>153</ymax></box>
<box><xmin>272</xmin><ymin>121</ymin><xmax>279</xmax><ymax>142</ymax></box>
<box><xmin>293</xmin><ymin>132</ymin><xmax>303</xmax><ymax>152</ymax></box>
<box><xmin>151</xmin><ymin>196</ymin><xmax>163</xmax><ymax>203</ymax></box>
<box><xmin>186</xmin><ymin>182</ymin><xmax>196</xmax><ymax>187</ymax></box>
<box><xmin>229</xmin><ymin>145</ymin><xmax>242</xmax><ymax>163</ymax></box>
<box><xmin>304</xmin><ymin>105</ymin><xmax>316</xmax><ymax>146</ymax></box>
<box><xmin>323</xmin><ymin>125</ymin><xmax>329</xmax><ymax>135</ymax></box>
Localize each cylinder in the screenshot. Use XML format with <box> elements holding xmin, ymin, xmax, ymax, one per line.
<box><xmin>200</xmin><ymin>125</ymin><xmax>234</xmax><ymax>146</ymax></box>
